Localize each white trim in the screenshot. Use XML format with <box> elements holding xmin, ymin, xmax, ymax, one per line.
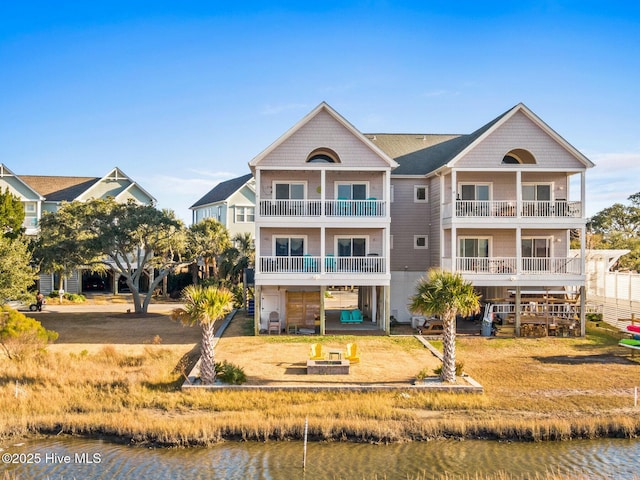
<box><xmin>414</xmin><ymin>235</ymin><xmax>428</xmax><ymax>249</ymax></box>
<box><xmin>334</xmin><ymin>180</ymin><xmax>369</xmax><ymax>199</ymax></box>
<box><xmin>413</xmin><ymin>185</ymin><xmax>428</xmax><ymax>203</ymax></box>
<box><xmin>249</xmin><ymin>102</ymin><xmax>399</xmax><ymax>169</ymax></box>
<box><xmin>273</xmin><ymin>180</ymin><xmax>307</xmax><ymax>199</ymax></box>
<box><xmin>458</xmin><ymin>236</ymin><xmax>492</xmax><ymax>257</ymax></box>
<box><xmin>457</xmin><ymin>182</ymin><xmax>493</xmax><ymax>200</ymax></box>
<box><xmin>273</xmin><ymin>235</ymin><xmax>308</xmax><ymax>256</ymax></box>
<box><xmin>334</xmin><ymin>235</ymin><xmax>370</xmax><ymax>256</ymax></box>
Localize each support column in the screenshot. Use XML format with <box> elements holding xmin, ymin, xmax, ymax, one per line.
<box><xmin>320</xmin><ymin>285</ymin><xmax>326</xmax><ymax>336</ymax></box>
<box><xmin>580</xmin><ymin>285</ymin><xmax>586</xmax><ymax>337</ymax></box>
<box><xmin>384</xmin><ymin>285</ymin><xmax>391</xmax><ymax>335</ymax></box>
<box><xmin>254</xmin><ymin>285</ymin><xmax>261</xmax><ymax>335</ymax></box>
<box><xmin>515</xmin><ymin>287</ymin><xmax>521</xmax><ymax>336</ymax></box>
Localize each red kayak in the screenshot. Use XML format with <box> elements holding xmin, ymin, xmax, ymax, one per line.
<box><xmin>627</xmin><ymin>325</ymin><xmax>640</xmax><ymax>333</ymax></box>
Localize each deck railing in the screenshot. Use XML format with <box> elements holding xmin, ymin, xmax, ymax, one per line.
<box><xmin>452</xmin><ymin>200</ymin><xmax>582</xmax><ymax>218</ymax></box>
<box><xmin>259</xmin><ymin>199</ymin><xmax>385</xmax><ymax>217</ymax></box>
<box><xmin>259</xmin><ymin>255</ymin><xmax>385</xmax><ymax>274</ymax></box>
<box><xmin>456</xmin><ymin>256</ymin><xmax>581</xmax><ymax>275</ymax></box>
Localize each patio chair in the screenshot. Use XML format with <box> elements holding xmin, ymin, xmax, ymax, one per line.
<box><xmin>268</xmin><ymin>311</ymin><xmax>281</xmax><ymax>335</ymax></box>
<box><xmin>350</xmin><ymin>309</ymin><xmax>363</xmax><ymax>323</ymax></box>
<box><xmin>340</xmin><ymin>309</ymin><xmax>352</xmax><ymax>323</ymax></box>
<box><xmin>345</xmin><ymin>343</ymin><xmax>360</xmax><ymax>363</ymax></box>
<box><xmin>309</xmin><ymin>343</ymin><xmax>325</xmax><ymax>360</ymax></box>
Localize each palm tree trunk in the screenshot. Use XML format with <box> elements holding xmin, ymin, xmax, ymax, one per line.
<box><xmin>440</xmin><ymin>311</ymin><xmax>457</xmax><ymax>383</ymax></box>
<box><xmin>200</xmin><ymin>322</ymin><xmax>217</xmax><ymax>384</ymax></box>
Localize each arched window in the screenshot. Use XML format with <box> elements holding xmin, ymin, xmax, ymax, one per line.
<box><xmin>502</xmin><ymin>148</ymin><xmax>536</xmax><ymax>165</ymax></box>
<box><xmin>306</xmin><ymin>148</ymin><xmax>340</xmax><ymax>163</ymax></box>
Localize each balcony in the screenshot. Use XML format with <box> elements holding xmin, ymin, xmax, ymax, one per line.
<box><xmin>259</xmin><ymin>199</ymin><xmax>386</xmax><ymax>218</ymax></box>
<box><xmin>455</xmin><ymin>256</ymin><xmax>582</xmax><ymax>275</ymax></box>
<box><xmin>259</xmin><ymin>255</ymin><xmax>386</xmax><ymax>274</ymax></box>
<box><xmin>446</xmin><ymin>200</ymin><xmax>582</xmax><ymax>219</ymax></box>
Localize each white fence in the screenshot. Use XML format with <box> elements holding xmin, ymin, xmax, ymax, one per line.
<box><xmin>586</xmin><ymin>268</ymin><xmax>640</xmax><ymax>330</ymax></box>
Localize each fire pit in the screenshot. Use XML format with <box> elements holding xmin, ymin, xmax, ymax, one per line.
<box><xmin>306</xmin><ymin>359</ymin><xmax>350</xmax><ymax>375</ymax></box>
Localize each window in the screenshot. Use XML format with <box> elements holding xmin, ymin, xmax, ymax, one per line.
<box><xmin>414</xmin><ymin>185</ymin><xmax>428</xmax><ymax>203</ymax></box>
<box><xmin>275</xmin><ymin>237</ymin><xmax>305</xmax><ymax>256</ymax></box>
<box><xmin>337</xmin><ymin>237</ymin><xmax>367</xmax><ymax>257</ymax></box>
<box><xmin>24</xmin><ymin>202</ymin><xmax>36</xmax><ymax>213</ymax></box>
<box><xmin>459</xmin><ymin>238</ymin><xmax>490</xmax><ymax>257</ymax></box>
<box><xmin>522</xmin><ymin>184</ymin><xmax>551</xmax><ymax>202</ymax></box>
<box><xmin>336</xmin><ymin>182</ymin><xmax>367</xmax><ymax>200</ymax></box>
<box><xmin>235</xmin><ymin>206</ymin><xmax>255</xmax><ymax>223</ymax></box>
<box><xmin>275</xmin><ymin>182</ymin><xmax>305</xmax><ymax>200</ymax></box>
<box><xmin>414</xmin><ymin>235</ymin><xmax>428</xmax><ymax>249</ymax></box>
<box><xmin>460</xmin><ymin>184</ymin><xmax>490</xmax><ymax>201</ymax></box>
<box><xmin>522</xmin><ymin>238</ymin><xmax>550</xmax><ymax>258</ymax></box>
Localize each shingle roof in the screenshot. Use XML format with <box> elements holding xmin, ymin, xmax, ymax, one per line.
<box><xmin>190</xmin><ymin>173</ymin><xmax>253</xmax><ymax>209</ymax></box>
<box><xmin>367</xmin><ymin>105</ymin><xmax>513</xmax><ymax>175</ymax></box>
<box><xmin>19</xmin><ymin>176</ymin><xmax>100</xmax><ymax>202</ymax></box>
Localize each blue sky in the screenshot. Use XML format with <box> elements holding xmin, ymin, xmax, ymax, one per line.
<box><xmin>1</xmin><ymin>1</ymin><xmax>639</xmax><ymax>222</ymax></box>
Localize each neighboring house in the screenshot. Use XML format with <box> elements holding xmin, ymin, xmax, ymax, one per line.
<box><xmin>0</xmin><ymin>164</ymin><xmax>156</xmax><ymax>294</ymax></box>
<box><xmin>248</xmin><ymin>102</ymin><xmax>593</xmax><ymax>336</ymax></box>
<box><xmin>249</xmin><ymin>102</ymin><xmax>397</xmax><ymax>334</ymax></box>
<box><xmin>189</xmin><ymin>173</ymin><xmax>256</xmax><ymax>238</ymax></box>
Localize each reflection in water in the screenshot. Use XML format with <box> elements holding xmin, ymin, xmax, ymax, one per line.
<box><xmin>2</xmin><ymin>437</ymin><xmax>639</xmax><ymax>479</ymax></box>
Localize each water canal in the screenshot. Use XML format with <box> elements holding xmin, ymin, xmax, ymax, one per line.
<box><xmin>2</xmin><ymin>437</ymin><xmax>639</xmax><ymax>479</ymax></box>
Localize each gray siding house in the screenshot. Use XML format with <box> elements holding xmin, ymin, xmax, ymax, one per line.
<box><xmin>244</xmin><ymin>102</ymin><xmax>594</xmax><ymax>336</ymax></box>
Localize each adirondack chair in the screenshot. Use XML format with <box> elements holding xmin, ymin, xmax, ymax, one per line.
<box><xmin>345</xmin><ymin>343</ymin><xmax>360</xmax><ymax>363</ymax></box>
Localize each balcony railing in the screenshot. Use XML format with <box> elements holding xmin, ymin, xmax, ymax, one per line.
<box><xmin>259</xmin><ymin>199</ymin><xmax>386</xmax><ymax>217</ymax></box>
<box><xmin>23</xmin><ymin>217</ymin><xmax>38</xmax><ymax>228</ymax></box>
<box><xmin>259</xmin><ymin>255</ymin><xmax>386</xmax><ymax>274</ymax></box>
<box><xmin>456</xmin><ymin>256</ymin><xmax>581</xmax><ymax>275</ymax></box>
<box><xmin>453</xmin><ymin>200</ymin><xmax>581</xmax><ymax>218</ymax></box>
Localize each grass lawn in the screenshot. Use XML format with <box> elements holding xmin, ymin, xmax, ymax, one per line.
<box><xmin>1</xmin><ymin>305</ymin><xmax>639</xmax><ymax>445</ymax></box>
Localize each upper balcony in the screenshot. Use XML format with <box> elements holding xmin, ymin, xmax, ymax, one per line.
<box><xmin>259</xmin><ymin>199</ymin><xmax>386</xmax><ymax>218</ymax></box>
<box><xmin>443</xmin><ymin>199</ymin><xmax>582</xmax><ymax>226</ymax></box>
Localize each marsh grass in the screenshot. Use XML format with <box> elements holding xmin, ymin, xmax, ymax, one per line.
<box><xmin>1</xmin><ymin>312</ymin><xmax>640</xmax><ymax>446</ymax></box>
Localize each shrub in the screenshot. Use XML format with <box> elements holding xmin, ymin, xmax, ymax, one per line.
<box><xmin>215</xmin><ymin>360</ymin><xmax>247</xmax><ymax>385</ymax></box>
<box><xmin>433</xmin><ymin>361</ymin><xmax>465</xmax><ymax>377</ymax></box>
<box><xmin>415</xmin><ymin>367</ymin><xmax>431</xmax><ymax>381</ymax></box>
<box><xmin>0</xmin><ymin>307</ymin><xmax>58</xmax><ymax>360</ymax></box>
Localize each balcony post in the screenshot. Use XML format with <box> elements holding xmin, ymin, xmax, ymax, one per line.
<box><xmin>515</xmin><ymin>227</ymin><xmax>522</xmax><ymax>274</ymax></box>
<box><xmin>516</xmin><ymin>170</ymin><xmax>522</xmax><ymax>218</ymax></box>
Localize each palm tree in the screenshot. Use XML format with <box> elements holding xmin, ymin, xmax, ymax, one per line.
<box><xmin>409</xmin><ymin>269</ymin><xmax>480</xmax><ymax>383</ymax></box>
<box><xmin>172</xmin><ymin>285</ymin><xmax>234</xmax><ymax>384</ymax></box>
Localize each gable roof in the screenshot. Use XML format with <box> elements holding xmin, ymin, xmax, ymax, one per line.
<box><xmin>19</xmin><ymin>175</ymin><xmax>100</xmax><ymax>201</ymax></box>
<box><xmin>248</xmin><ymin>102</ymin><xmax>398</xmax><ymax>170</ymax></box>
<box><xmin>190</xmin><ymin>173</ymin><xmax>254</xmax><ymax>209</ymax></box>
<box><xmin>16</xmin><ymin>167</ymin><xmax>156</xmax><ymax>205</ymax></box>
<box><xmin>368</xmin><ymin>103</ymin><xmax>594</xmax><ymax>176</ymax></box>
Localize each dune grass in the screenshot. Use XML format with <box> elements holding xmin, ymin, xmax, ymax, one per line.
<box><xmin>1</xmin><ymin>313</ymin><xmax>639</xmax><ymax>446</ymax></box>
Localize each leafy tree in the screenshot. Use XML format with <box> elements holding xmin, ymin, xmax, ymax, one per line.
<box><xmin>220</xmin><ymin>232</ymin><xmax>255</xmax><ymax>285</ymax></box>
<box><xmin>171</xmin><ymin>285</ymin><xmax>234</xmax><ymax>384</ymax></box>
<box><xmin>0</xmin><ymin>187</ymin><xmax>25</xmax><ymax>239</ymax></box>
<box><xmin>588</xmin><ymin>192</ymin><xmax>640</xmax><ymax>271</ymax></box>
<box><xmin>409</xmin><ymin>269</ymin><xmax>480</xmax><ymax>383</ymax></box>
<box><xmin>0</xmin><ymin>306</ymin><xmax>58</xmax><ymax>360</ymax></box>
<box><xmin>38</xmin><ymin>198</ymin><xmax>189</xmax><ymax>313</ymax></box>
<box><xmin>0</xmin><ymin>236</ymin><xmax>37</xmax><ymax>304</ymax></box>
<box><xmin>187</xmin><ymin>218</ymin><xmax>231</xmax><ymax>282</ymax></box>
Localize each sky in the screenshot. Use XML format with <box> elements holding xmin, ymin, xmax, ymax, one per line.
<box><xmin>1</xmin><ymin>1</ymin><xmax>639</xmax><ymax>223</ymax></box>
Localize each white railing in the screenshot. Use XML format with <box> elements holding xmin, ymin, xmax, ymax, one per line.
<box><xmin>453</xmin><ymin>200</ymin><xmax>582</xmax><ymax>218</ymax></box>
<box><xmin>521</xmin><ymin>257</ymin><xmax>581</xmax><ymax>274</ymax></box>
<box><xmin>488</xmin><ymin>302</ymin><xmax>580</xmax><ymax>320</ymax></box>
<box><xmin>457</xmin><ymin>257</ymin><xmax>517</xmax><ymax>273</ymax></box>
<box><xmin>259</xmin><ymin>199</ymin><xmax>385</xmax><ymax>217</ymax></box>
<box><xmin>259</xmin><ymin>200</ymin><xmax>322</xmax><ymax>216</ymax></box>
<box><xmin>259</xmin><ymin>255</ymin><xmax>385</xmax><ymax>274</ymax></box>
<box><xmin>325</xmin><ymin>199</ymin><xmax>385</xmax><ymax>217</ymax></box>
<box><xmin>456</xmin><ymin>257</ymin><xmax>581</xmax><ymax>275</ymax></box>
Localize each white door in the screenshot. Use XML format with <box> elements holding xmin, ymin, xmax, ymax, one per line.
<box><xmin>261</xmin><ymin>293</ymin><xmax>280</xmax><ymax>330</ymax></box>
